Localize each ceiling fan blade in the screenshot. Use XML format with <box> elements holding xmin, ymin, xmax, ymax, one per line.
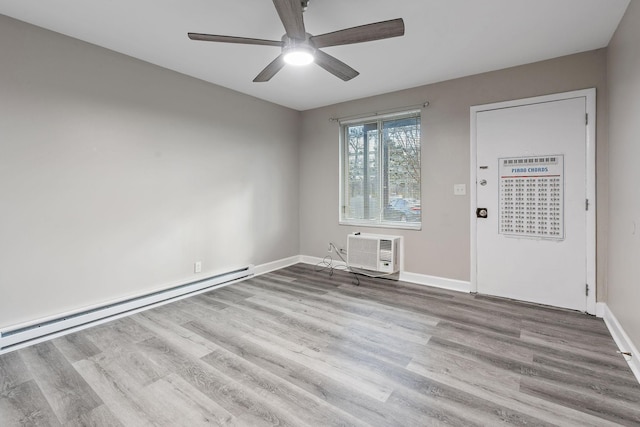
<box><xmin>188</xmin><ymin>33</ymin><xmax>282</xmax><ymax>47</ymax></box>
<box><xmin>253</xmin><ymin>54</ymin><xmax>286</xmax><ymax>82</ymax></box>
<box><xmin>272</xmin><ymin>0</ymin><xmax>306</xmax><ymax>40</ymax></box>
<box><xmin>310</xmin><ymin>18</ymin><xmax>405</xmax><ymax>48</ymax></box>
<box><xmin>314</xmin><ymin>50</ymin><xmax>359</xmax><ymax>81</ymax></box>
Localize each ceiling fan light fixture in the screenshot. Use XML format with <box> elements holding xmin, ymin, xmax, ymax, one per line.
<box><xmin>282</xmin><ymin>43</ymin><xmax>315</xmax><ymax>66</ymax></box>
<box><xmin>283</xmin><ymin>48</ymin><xmax>315</xmax><ymax>66</ymax></box>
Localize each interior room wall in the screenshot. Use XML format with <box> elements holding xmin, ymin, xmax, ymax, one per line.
<box><xmin>0</xmin><ymin>15</ymin><xmax>300</xmax><ymax>329</ymax></box>
<box><xmin>606</xmin><ymin>0</ymin><xmax>640</xmax><ymax>352</ymax></box>
<box><xmin>299</xmin><ymin>50</ymin><xmax>608</xmax><ymax>297</ymax></box>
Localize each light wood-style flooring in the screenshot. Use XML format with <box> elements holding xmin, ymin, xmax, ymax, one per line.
<box><xmin>1</xmin><ymin>263</ymin><xmax>639</xmax><ymax>426</ymax></box>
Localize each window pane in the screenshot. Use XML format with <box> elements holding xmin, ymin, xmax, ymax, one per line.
<box><xmin>382</xmin><ymin>116</ymin><xmax>421</xmax><ymax>223</ymax></box>
<box><xmin>344</xmin><ymin>123</ymin><xmax>380</xmax><ymax>220</ymax></box>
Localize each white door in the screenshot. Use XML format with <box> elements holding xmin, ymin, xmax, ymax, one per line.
<box><xmin>472</xmin><ymin>90</ymin><xmax>595</xmax><ymax>312</ymax></box>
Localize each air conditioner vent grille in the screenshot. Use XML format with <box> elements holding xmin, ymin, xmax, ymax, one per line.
<box><xmin>380</xmin><ymin>250</ymin><xmax>392</xmax><ymax>262</ymax></box>
<box><xmin>347</xmin><ymin>234</ymin><xmax>400</xmax><ymax>274</ymax></box>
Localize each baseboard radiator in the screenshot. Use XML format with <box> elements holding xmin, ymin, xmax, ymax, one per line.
<box><xmin>0</xmin><ymin>266</ymin><xmax>254</xmax><ymax>353</ymax></box>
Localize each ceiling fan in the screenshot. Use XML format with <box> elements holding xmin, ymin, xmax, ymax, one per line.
<box><xmin>188</xmin><ymin>0</ymin><xmax>405</xmax><ymax>82</ymax></box>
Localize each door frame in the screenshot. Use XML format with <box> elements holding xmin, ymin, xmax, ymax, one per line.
<box><xmin>470</xmin><ymin>89</ymin><xmax>596</xmax><ymax>314</ymax></box>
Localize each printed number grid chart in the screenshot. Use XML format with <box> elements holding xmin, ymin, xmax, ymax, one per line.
<box><xmin>499</xmin><ymin>155</ymin><xmax>564</xmax><ymax>239</ymax></box>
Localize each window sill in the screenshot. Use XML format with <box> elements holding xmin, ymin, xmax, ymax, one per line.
<box><xmin>338</xmin><ymin>220</ymin><xmax>421</xmax><ymax>231</ymax></box>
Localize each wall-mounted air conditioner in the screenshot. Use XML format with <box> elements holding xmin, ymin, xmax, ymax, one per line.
<box><xmin>347</xmin><ymin>233</ymin><xmax>400</xmax><ymax>274</ymax></box>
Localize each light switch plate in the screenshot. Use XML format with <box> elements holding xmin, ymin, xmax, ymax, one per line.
<box><xmin>454</xmin><ymin>184</ymin><xmax>466</xmax><ymax>196</ymax></box>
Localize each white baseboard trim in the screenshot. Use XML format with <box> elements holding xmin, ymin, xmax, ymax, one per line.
<box><xmin>600</xmin><ymin>303</ymin><xmax>640</xmax><ymax>384</ymax></box>
<box><xmin>399</xmin><ymin>271</ymin><xmax>470</xmax><ymax>293</ymax></box>
<box><xmin>299</xmin><ymin>255</ymin><xmax>327</xmax><ymax>266</ymax></box>
<box><xmin>253</xmin><ymin>255</ymin><xmax>301</xmax><ymax>276</ymax></box>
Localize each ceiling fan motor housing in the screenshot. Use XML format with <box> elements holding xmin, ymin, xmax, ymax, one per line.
<box><xmin>281</xmin><ymin>33</ymin><xmax>316</xmax><ymax>65</ymax></box>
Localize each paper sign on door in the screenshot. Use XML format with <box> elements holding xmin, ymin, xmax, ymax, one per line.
<box><xmin>499</xmin><ymin>155</ymin><xmax>564</xmax><ymax>240</ymax></box>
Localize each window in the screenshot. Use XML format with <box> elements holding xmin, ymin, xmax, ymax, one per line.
<box><xmin>340</xmin><ymin>110</ymin><xmax>421</xmax><ymax>229</ymax></box>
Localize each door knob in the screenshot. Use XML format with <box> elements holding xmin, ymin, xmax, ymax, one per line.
<box><xmin>476</xmin><ymin>208</ymin><xmax>488</xmax><ymax>218</ymax></box>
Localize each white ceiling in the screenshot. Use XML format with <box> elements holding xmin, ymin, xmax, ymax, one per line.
<box><xmin>0</xmin><ymin>0</ymin><xmax>630</xmax><ymax>111</ymax></box>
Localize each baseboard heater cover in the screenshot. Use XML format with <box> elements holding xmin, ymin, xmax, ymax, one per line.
<box><xmin>0</xmin><ymin>266</ymin><xmax>253</xmax><ymax>352</ymax></box>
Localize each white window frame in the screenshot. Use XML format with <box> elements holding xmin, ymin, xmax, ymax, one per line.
<box><xmin>339</xmin><ymin>110</ymin><xmax>421</xmax><ymax>230</ymax></box>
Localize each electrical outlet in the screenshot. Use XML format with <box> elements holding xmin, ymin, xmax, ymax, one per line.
<box><xmin>194</xmin><ymin>261</ymin><xmax>202</xmax><ymax>273</ymax></box>
<box><xmin>454</xmin><ymin>184</ymin><xmax>466</xmax><ymax>196</ymax></box>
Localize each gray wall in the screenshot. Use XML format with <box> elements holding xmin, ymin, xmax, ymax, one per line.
<box><xmin>607</xmin><ymin>1</ymin><xmax>640</xmax><ymax>352</ymax></box>
<box><xmin>299</xmin><ymin>50</ymin><xmax>608</xmax><ymax>295</ymax></box>
<box><xmin>0</xmin><ymin>16</ymin><xmax>300</xmax><ymax>329</ymax></box>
